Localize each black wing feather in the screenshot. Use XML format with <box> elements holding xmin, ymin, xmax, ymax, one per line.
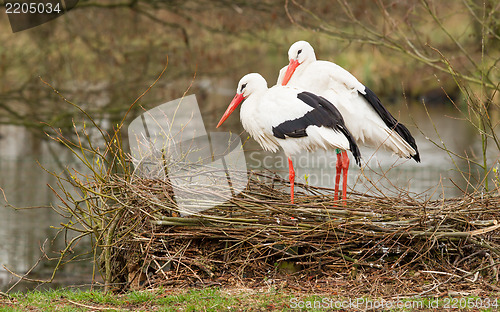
<box><xmin>272</xmin><ymin>91</ymin><xmax>361</xmax><ymax>166</ymax></box>
<box><xmin>360</xmin><ymin>87</ymin><xmax>420</xmax><ymax>162</ymax></box>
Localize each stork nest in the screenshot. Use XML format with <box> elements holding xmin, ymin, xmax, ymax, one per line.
<box><xmin>92</xmin><ymin>170</ymin><xmax>500</xmax><ymax>296</ymax></box>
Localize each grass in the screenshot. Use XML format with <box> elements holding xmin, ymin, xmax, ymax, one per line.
<box><xmin>1</xmin><ymin>287</ymin><xmax>499</xmax><ymax>311</ymax></box>
<box><xmin>0</xmin><ymin>287</ymin><xmax>285</xmax><ymax>311</ymax></box>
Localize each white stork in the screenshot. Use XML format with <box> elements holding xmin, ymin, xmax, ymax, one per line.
<box><xmin>278</xmin><ymin>41</ymin><xmax>420</xmax><ymax>199</ymax></box>
<box><xmin>217</xmin><ymin>73</ymin><xmax>361</xmax><ymax>204</ymax></box>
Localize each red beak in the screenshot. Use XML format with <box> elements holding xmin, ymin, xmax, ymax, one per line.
<box><xmin>281</xmin><ymin>59</ymin><xmax>300</xmax><ymax>86</ymax></box>
<box><xmin>216</xmin><ymin>93</ymin><xmax>245</xmax><ymax>128</ymax></box>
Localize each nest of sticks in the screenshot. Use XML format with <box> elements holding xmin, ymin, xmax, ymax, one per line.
<box><xmin>101</xmin><ymin>171</ymin><xmax>500</xmax><ymax>294</ymax></box>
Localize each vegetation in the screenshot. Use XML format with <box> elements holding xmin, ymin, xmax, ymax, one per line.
<box><xmin>1</xmin><ymin>287</ymin><xmax>499</xmax><ymax>311</ymax></box>
<box><xmin>1</xmin><ymin>0</ymin><xmax>499</xmax><ymax>303</ymax></box>
<box><xmin>1</xmin><ymin>287</ymin><xmax>285</xmax><ymax>311</ymax></box>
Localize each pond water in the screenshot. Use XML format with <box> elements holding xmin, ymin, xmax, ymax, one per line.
<box><xmin>0</xmin><ymin>83</ymin><xmax>494</xmax><ymax>292</ymax></box>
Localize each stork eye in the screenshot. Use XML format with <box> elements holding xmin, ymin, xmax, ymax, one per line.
<box><xmin>297</xmin><ymin>49</ymin><xmax>302</xmax><ymax>56</ymax></box>
<box><xmin>240</xmin><ymin>83</ymin><xmax>247</xmax><ymax>92</ymax></box>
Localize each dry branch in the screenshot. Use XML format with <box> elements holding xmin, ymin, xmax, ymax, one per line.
<box><xmin>69</xmin><ymin>170</ymin><xmax>500</xmax><ymax>292</ymax></box>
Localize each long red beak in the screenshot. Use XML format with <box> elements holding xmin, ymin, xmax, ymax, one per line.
<box><xmin>216</xmin><ymin>93</ymin><xmax>245</xmax><ymax>128</ymax></box>
<box><xmin>281</xmin><ymin>59</ymin><xmax>300</xmax><ymax>86</ymax></box>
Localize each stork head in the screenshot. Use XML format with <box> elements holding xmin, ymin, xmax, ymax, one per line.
<box><xmin>282</xmin><ymin>40</ymin><xmax>316</xmax><ymax>86</ymax></box>
<box><xmin>216</xmin><ymin>73</ymin><xmax>267</xmax><ymax>128</ymax></box>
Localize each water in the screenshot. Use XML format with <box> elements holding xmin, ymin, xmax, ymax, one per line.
<box><xmin>0</xmin><ymin>125</ymin><xmax>96</xmax><ymax>292</ymax></box>
<box><xmin>0</xmin><ymin>85</ymin><xmax>490</xmax><ymax>291</ymax></box>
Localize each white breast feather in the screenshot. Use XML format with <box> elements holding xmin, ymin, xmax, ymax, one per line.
<box><xmin>239</xmin><ymin>86</ymin><xmax>354</xmax><ymax>157</ymax></box>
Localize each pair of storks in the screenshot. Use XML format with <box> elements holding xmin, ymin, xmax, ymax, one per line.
<box><xmin>217</xmin><ymin>41</ymin><xmax>420</xmax><ymax>204</ymax></box>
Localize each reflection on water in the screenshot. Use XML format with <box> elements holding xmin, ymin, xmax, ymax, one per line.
<box><xmin>0</xmin><ymin>91</ymin><xmax>490</xmax><ymax>291</ymax></box>
<box><xmin>0</xmin><ymin>125</ymin><xmax>94</xmax><ymax>291</ymax></box>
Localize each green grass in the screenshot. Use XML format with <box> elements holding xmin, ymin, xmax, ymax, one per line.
<box><xmin>1</xmin><ymin>287</ymin><xmax>498</xmax><ymax>311</ymax></box>
<box><xmin>0</xmin><ymin>287</ymin><xmax>287</xmax><ymax>312</ymax></box>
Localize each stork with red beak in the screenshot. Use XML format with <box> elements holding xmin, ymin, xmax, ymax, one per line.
<box><xmin>278</xmin><ymin>41</ymin><xmax>420</xmax><ymax>199</ymax></box>
<box><xmin>217</xmin><ymin>73</ymin><xmax>361</xmax><ymax>204</ymax></box>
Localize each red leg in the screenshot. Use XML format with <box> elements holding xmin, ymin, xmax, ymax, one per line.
<box><xmin>334</xmin><ymin>152</ymin><xmax>342</xmax><ymax>202</ymax></box>
<box><xmin>341</xmin><ymin>151</ymin><xmax>349</xmax><ymax>205</ymax></box>
<box><xmin>288</xmin><ymin>157</ymin><xmax>295</xmax><ymax>204</ymax></box>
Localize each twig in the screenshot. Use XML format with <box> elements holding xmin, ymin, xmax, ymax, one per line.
<box><xmin>67</xmin><ymin>299</ymin><xmax>114</xmax><ymax>310</ymax></box>
<box><xmin>5</xmin><ymin>239</ymin><xmax>49</xmax><ymax>293</ymax></box>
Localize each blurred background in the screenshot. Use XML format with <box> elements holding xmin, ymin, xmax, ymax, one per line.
<box><xmin>0</xmin><ymin>0</ymin><xmax>498</xmax><ymax>291</ymax></box>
